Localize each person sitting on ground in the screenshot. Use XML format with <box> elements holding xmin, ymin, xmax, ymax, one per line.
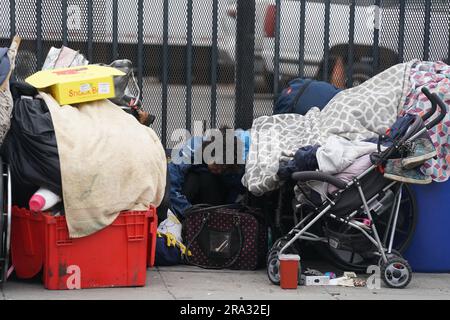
<box><xmin>157</xmin><ymin>127</ymin><xmax>250</xmax><ymax>220</ymax></box>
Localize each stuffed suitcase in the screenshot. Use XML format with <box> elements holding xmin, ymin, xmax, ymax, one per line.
<box><xmin>183</xmin><ymin>204</ymin><xmax>267</xmax><ymax>270</ymax></box>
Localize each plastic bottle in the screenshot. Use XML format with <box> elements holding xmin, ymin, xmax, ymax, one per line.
<box><xmin>29</xmin><ymin>187</ymin><xmax>61</xmax><ymax>212</ymax></box>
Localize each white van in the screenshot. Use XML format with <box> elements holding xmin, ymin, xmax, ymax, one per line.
<box><xmin>260</xmin><ymin>0</ymin><xmax>449</xmax><ymax>86</ymax></box>
<box><xmin>0</xmin><ymin>0</ymin><xmax>236</xmax><ymax>82</ymax></box>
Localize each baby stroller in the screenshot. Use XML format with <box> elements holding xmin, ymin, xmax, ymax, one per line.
<box><xmin>267</xmin><ymin>87</ymin><xmax>447</xmax><ymax>288</ymax></box>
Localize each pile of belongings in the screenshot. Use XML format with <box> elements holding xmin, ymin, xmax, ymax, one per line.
<box><xmin>0</xmin><ymin>42</ymin><xmax>167</xmax><ymax>238</ymax></box>
<box><xmin>243</xmin><ymin>60</ymin><xmax>450</xmax><ymax>196</ymax></box>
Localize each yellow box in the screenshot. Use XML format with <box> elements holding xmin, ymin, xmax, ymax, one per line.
<box><xmin>25</xmin><ymin>65</ymin><xmax>125</xmax><ymax>105</ymax></box>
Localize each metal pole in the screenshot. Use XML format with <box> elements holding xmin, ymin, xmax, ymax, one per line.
<box><xmin>273</xmin><ymin>0</ymin><xmax>281</xmax><ymax>97</ymax></box>
<box><xmin>298</xmin><ymin>0</ymin><xmax>306</xmax><ymax>78</ymax></box>
<box><xmin>87</xmin><ymin>0</ymin><xmax>93</xmax><ymax>62</ymax></box>
<box><xmin>112</xmin><ymin>0</ymin><xmax>119</xmax><ymax>61</ymax></box>
<box><xmin>210</xmin><ymin>0</ymin><xmax>219</xmax><ymax>128</ymax></box>
<box><xmin>422</xmin><ymin>0</ymin><xmax>432</xmax><ymax>61</ymax></box>
<box><xmin>372</xmin><ymin>0</ymin><xmax>381</xmax><ymax>76</ymax></box>
<box><xmin>10</xmin><ymin>0</ymin><xmax>16</xmax><ymax>39</ymax></box>
<box><xmin>161</xmin><ymin>0</ymin><xmax>169</xmax><ymax>148</ymax></box>
<box><xmin>186</xmin><ymin>0</ymin><xmax>193</xmax><ymax>132</ymax></box>
<box><xmin>448</xmin><ymin>12</ymin><xmax>450</xmax><ymax>64</ymax></box>
<box><xmin>234</xmin><ymin>0</ymin><xmax>256</xmax><ymax>130</ymax></box>
<box><xmin>137</xmin><ymin>0</ymin><xmax>144</xmax><ymax>98</ymax></box>
<box><xmin>36</xmin><ymin>0</ymin><xmax>43</xmax><ymax>69</ymax></box>
<box><xmin>347</xmin><ymin>0</ymin><xmax>356</xmax><ymax>88</ymax></box>
<box><xmin>397</xmin><ymin>0</ymin><xmax>406</xmax><ymax>63</ymax></box>
<box><xmin>62</xmin><ymin>0</ymin><xmax>68</xmax><ymax>46</ymax></box>
<box><xmin>322</xmin><ymin>0</ymin><xmax>331</xmax><ymax>81</ymax></box>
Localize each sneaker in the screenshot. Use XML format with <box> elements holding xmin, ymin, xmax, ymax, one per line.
<box><xmin>401</xmin><ymin>137</ymin><xmax>437</xmax><ymax>169</ymax></box>
<box><xmin>384</xmin><ymin>158</ymin><xmax>432</xmax><ymax>184</ymax></box>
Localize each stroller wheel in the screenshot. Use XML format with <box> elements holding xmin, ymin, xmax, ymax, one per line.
<box><xmin>378</xmin><ymin>249</ymin><xmax>402</xmax><ymax>266</ymax></box>
<box><xmin>266</xmin><ymin>237</ymin><xmax>301</xmax><ymax>285</ymax></box>
<box><xmin>380</xmin><ymin>256</ymin><xmax>412</xmax><ymax>289</ymax></box>
<box><xmin>267</xmin><ymin>254</ymin><xmax>282</xmax><ymax>285</ymax></box>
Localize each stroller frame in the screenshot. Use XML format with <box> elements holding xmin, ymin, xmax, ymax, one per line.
<box><xmin>270</xmin><ymin>87</ymin><xmax>448</xmax><ymax>288</ymax></box>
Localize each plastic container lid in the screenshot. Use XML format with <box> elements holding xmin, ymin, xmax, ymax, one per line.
<box><xmin>279</xmin><ymin>254</ymin><xmax>300</xmax><ymax>261</ymax></box>
<box><xmin>29</xmin><ymin>194</ymin><xmax>45</xmax><ymax>211</ymax></box>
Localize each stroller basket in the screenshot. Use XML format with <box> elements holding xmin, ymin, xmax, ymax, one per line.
<box><xmin>324</xmin><ymin>225</ymin><xmax>374</xmax><ymax>253</ymax></box>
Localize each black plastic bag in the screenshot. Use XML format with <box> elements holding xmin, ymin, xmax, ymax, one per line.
<box><xmin>1</xmin><ymin>82</ymin><xmax>61</xmax><ymax>206</ymax></box>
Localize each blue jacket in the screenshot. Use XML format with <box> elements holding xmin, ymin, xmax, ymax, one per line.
<box><xmin>168</xmin><ymin>130</ymin><xmax>251</xmax><ymax>218</ymax></box>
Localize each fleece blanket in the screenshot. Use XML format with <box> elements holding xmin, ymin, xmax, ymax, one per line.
<box><xmin>243</xmin><ymin>61</ymin><xmax>415</xmax><ymax>196</ymax></box>
<box><xmin>40</xmin><ymin>93</ymin><xmax>167</xmax><ymax>238</ymax></box>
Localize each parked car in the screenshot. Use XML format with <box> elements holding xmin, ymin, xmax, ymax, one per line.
<box><xmin>260</xmin><ymin>0</ymin><xmax>450</xmax><ymax>88</ymax></box>
<box><xmin>0</xmin><ymin>0</ymin><xmax>238</xmax><ymax>83</ymax></box>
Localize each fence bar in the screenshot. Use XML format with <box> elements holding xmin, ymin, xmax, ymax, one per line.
<box><xmin>161</xmin><ymin>0</ymin><xmax>169</xmax><ymax>148</ymax></box>
<box><xmin>298</xmin><ymin>0</ymin><xmax>306</xmax><ymax>77</ymax></box>
<box><xmin>137</xmin><ymin>0</ymin><xmax>144</xmax><ymax>96</ymax></box>
<box><xmin>422</xmin><ymin>0</ymin><xmax>432</xmax><ymax>61</ymax></box>
<box><xmin>185</xmin><ymin>0</ymin><xmax>193</xmax><ymax>131</ymax></box>
<box><xmin>397</xmin><ymin>0</ymin><xmax>406</xmax><ymax>63</ymax></box>
<box><xmin>372</xmin><ymin>0</ymin><xmax>381</xmax><ymax>76</ymax></box>
<box><xmin>273</xmin><ymin>0</ymin><xmax>281</xmax><ymax>97</ymax></box>
<box><xmin>36</xmin><ymin>0</ymin><xmax>43</xmax><ymax>69</ymax></box>
<box><xmin>210</xmin><ymin>0</ymin><xmax>219</xmax><ymax>128</ymax></box>
<box><xmin>62</xmin><ymin>0</ymin><xmax>68</xmax><ymax>46</ymax></box>
<box><xmin>10</xmin><ymin>0</ymin><xmax>15</xmax><ymax>38</ymax></box>
<box><xmin>112</xmin><ymin>0</ymin><xmax>119</xmax><ymax>61</ymax></box>
<box><xmin>448</xmin><ymin>18</ymin><xmax>450</xmax><ymax>64</ymax></box>
<box><xmin>322</xmin><ymin>0</ymin><xmax>331</xmax><ymax>81</ymax></box>
<box><xmin>235</xmin><ymin>0</ymin><xmax>255</xmax><ymax>130</ymax></box>
<box><xmin>87</xmin><ymin>0</ymin><xmax>93</xmax><ymax>62</ymax></box>
<box><xmin>347</xmin><ymin>0</ymin><xmax>356</xmax><ymax>88</ymax></box>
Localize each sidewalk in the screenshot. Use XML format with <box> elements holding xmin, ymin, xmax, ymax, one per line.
<box><xmin>2</xmin><ymin>266</ymin><xmax>450</xmax><ymax>300</ymax></box>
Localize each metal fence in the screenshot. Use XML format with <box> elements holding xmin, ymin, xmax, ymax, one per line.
<box><xmin>1</xmin><ymin>0</ymin><xmax>449</xmax><ymax>149</ymax></box>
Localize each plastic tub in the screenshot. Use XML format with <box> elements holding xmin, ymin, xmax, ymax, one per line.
<box><xmin>11</xmin><ymin>206</ymin><xmax>157</xmax><ymax>289</ymax></box>
<box><xmin>404</xmin><ymin>181</ymin><xmax>450</xmax><ymax>272</ymax></box>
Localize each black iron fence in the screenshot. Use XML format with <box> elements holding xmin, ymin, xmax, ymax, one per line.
<box><xmin>0</xmin><ymin>0</ymin><xmax>449</xmax><ymax>149</ymax></box>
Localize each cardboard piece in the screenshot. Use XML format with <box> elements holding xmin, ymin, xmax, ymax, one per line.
<box><xmin>25</xmin><ymin>65</ymin><xmax>125</xmax><ymax>105</ymax></box>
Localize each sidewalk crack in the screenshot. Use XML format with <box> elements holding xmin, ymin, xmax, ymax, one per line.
<box><xmin>158</xmin><ymin>268</ymin><xmax>177</xmax><ymax>300</ymax></box>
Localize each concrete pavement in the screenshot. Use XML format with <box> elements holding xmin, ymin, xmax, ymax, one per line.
<box><xmin>2</xmin><ymin>266</ymin><xmax>450</xmax><ymax>300</ymax></box>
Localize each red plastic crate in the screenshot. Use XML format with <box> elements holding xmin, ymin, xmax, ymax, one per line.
<box><xmin>11</xmin><ymin>206</ymin><xmax>157</xmax><ymax>290</ymax></box>
<box><xmin>11</xmin><ymin>207</ymin><xmax>45</xmax><ymax>279</ymax></box>
<box><xmin>147</xmin><ymin>213</ymin><xmax>158</xmax><ymax>268</ymax></box>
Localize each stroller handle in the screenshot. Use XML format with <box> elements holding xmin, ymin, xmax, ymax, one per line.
<box><xmin>421</xmin><ymin>87</ymin><xmax>448</xmax><ymax>129</ymax></box>
<box><xmin>291</xmin><ymin>171</ymin><xmax>348</xmax><ymax>190</ymax></box>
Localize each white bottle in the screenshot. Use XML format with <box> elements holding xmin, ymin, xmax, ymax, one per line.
<box><xmin>29</xmin><ymin>187</ymin><xmax>62</xmax><ymax>212</ymax></box>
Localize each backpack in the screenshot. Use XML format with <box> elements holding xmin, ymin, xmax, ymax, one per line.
<box><xmin>274</xmin><ymin>78</ymin><xmax>342</xmax><ymax>115</ymax></box>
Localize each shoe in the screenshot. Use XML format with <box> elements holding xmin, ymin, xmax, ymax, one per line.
<box><xmin>401</xmin><ymin>137</ymin><xmax>437</xmax><ymax>169</ymax></box>
<box><xmin>384</xmin><ymin>158</ymin><xmax>432</xmax><ymax>184</ymax></box>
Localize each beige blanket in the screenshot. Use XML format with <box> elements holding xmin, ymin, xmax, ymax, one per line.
<box><xmin>40</xmin><ymin>93</ymin><xmax>166</xmax><ymax>238</ymax></box>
